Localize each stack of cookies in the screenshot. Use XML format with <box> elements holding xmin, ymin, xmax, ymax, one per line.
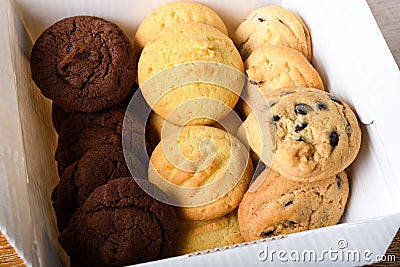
<box><xmin>135</xmin><ymin>1</ymin><xmax>249</xmax><ymax>255</ymax></box>
<box><xmin>231</xmin><ymin>6</ymin><xmax>362</xmax><ymax>241</ymax></box>
<box><xmin>30</xmin><ymin>16</ymin><xmax>178</xmax><ymax>266</ymax></box>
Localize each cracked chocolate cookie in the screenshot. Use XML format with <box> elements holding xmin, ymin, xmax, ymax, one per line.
<box><xmin>233</xmin><ymin>6</ymin><xmax>312</xmax><ymax>61</ymax></box>
<box><xmin>55</xmin><ymin>107</ymin><xmax>125</xmax><ymax>174</ymax></box>
<box><xmin>241</xmin><ymin>87</ymin><xmax>361</xmax><ymax>182</ymax></box>
<box><xmin>51</xmin><ymin>144</ymin><xmax>146</xmax><ymax>232</ymax></box>
<box><xmin>52</xmin><ymin>103</ymin><xmax>70</xmax><ymax>134</ymax></box>
<box><xmin>59</xmin><ymin>177</ymin><xmax>178</xmax><ymax>267</ymax></box>
<box><xmin>238</xmin><ymin>169</ymin><xmax>349</xmax><ymax>241</ymax></box>
<box><xmin>30</xmin><ymin>16</ymin><xmax>136</xmax><ymax>113</ymax></box>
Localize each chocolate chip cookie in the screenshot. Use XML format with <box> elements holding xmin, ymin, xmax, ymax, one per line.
<box><xmin>59</xmin><ymin>177</ymin><xmax>178</xmax><ymax>266</ymax></box>
<box><xmin>233</xmin><ymin>6</ymin><xmax>312</xmax><ymax>61</ymax></box>
<box><xmin>238</xmin><ymin>169</ymin><xmax>349</xmax><ymax>241</ymax></box>
<box><xmin>31</xmin><ymin>16</ymin><xmax>136</xmax><ymax>112</ymax></box>
<box><xmin>52</xmin><ymin>144</ymin><xmax>146</xmax><ymax>232</ymax></box>
<box><xmin>242</xmin><ymin>87</ymin><xmax>361</xmax><ymax>182</ymax></box>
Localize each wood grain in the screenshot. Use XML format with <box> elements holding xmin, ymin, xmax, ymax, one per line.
<box><xmin>0</xmin><ymin>0</ymin><xmax>399</xmax><ymax>266</ymax></box>
<box><xmin>0</xmin><ymin>232</ymin><xmax>25</xmax><ymax>266</ymax></box>
<box><xmin>367</xmin><ymin>0</ymin><xmax>400</xmax><ymax>68</ymax></box>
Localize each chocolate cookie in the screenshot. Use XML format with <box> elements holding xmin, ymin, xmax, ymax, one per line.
<box><xmin>55</xmin><ymin>107</ymin><xmax>125</xmax><ymax>174</ymax></box>
<box><xmin>52</xmin><ymin>103</ymin><xmax>70</xmax><ymax>134</ymax></box>
<box><xmin>59</xmin><ymin>177</ymin><xmax>178</xmax><ymax>266</ymax></box>
<box><xmin>52</xmin><ymin>144</ymin><xmax>146</xmax><ymax>232</ymax></box>
<box><xmin>30</xmin><ymin>16</ymin><xmax>136</xmax><ymax>113</ymax></box>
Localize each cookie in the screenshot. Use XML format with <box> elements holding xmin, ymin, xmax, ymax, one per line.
<box><xmin>134</xmin><ymin>1</ymin><xmax>228</xmax><ymax>52</ymax></box>
<box><xmin>55</xmin><ymin>107</ymin><xmax>125</xmax><ymax>174</ymax></box>
<box><xmin>138</xmin><ymin>22</ymin><xmax>244</xmax><ymax>126</ymax></box>
<box><xmin>59</xmin><ymin>177</ymin><xmax>178</xmax><ymax>266</ymax></box>
<box><xmin>51</xmin><ymin>144</ymin><xmax>145</xmax><ymax>232</ymax></box>
<box><xmin>146</xmin><ymin>112</ymin><xmax>180</xmax><ymax>150</ymax></box>
<box><xmin>30</xmin><ymin>16</ymin><xmax>136</xmax><ymax>113</ymax></box>
<box><xmin>238</xmin><ymin>169</ymin><xmax>349</xmax><ymax>241</ymax></box>
<box><xmin>233</xmin><ymin>6</ymin><xmax>312</xmax><ymax>61</ymax></box>
<box><xmin>239</xmin><ymin>45</ymin><xmax>324</xmax><ymax>117</ymax></box>
<box><xmin>175</xmin><ymin>210</ymin><xmax>244</xmax><ymax>255</ymax></box>
<box><xmin>116</xmin><ymin>82</ymin><xmax>139</xmax><ymax>110</ymax></box>
<box><xmin>123</xmin><ymin>107</ymin><xmax>151</xmax><ymax>169</ymax></box>
<box><xmin>148</xmin><ymin>125</ymin><xmax>253</xmax><ymax>221</ymax></box>
<box><xmin>241</xmin><ymin>87</ymin><xmax>361</xmax><ymax>182</ymax></box>
<box><xmin>52</xmin><ymin>103</ymin><xmax>70</xmax><ymax>134</ymax></box>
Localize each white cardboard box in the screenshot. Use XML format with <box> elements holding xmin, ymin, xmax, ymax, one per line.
<box><xmin>1</xmin><ymin>0</ymin><xmax>400</xmax><ymax>266</ymax></box>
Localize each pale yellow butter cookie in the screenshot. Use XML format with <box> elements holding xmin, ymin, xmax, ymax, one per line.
<box><xmin>138</xmin><ymin>22</ymin><xmax>244</xmax><ymax>126</ymax></box>
<box><xmin>135</xmin><ymin>1</ymin><xmax>228</xmax><ymax>52</ymax></box>
<box><xmin>148</xmin><ymin>125</ymin><xmax>253</xmax><ymax>221</ymax></box>
<box><xmin>175</xmin><ymin>210</ymin><xmax>244</xmax><ymax>255</ymax></box>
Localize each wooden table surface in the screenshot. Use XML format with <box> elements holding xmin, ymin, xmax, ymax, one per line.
<box><xmin>0</xmin><ymin>1</ymin><xmax>399</xmax><ymax>266</ymax></box>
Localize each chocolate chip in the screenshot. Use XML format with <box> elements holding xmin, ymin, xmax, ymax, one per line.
<box><xmin>261</xmin><ymin>229</ymin><xmax>275</xmax><ymax>237</ymax></box>
<box><xmin>283</xmin><ymin>91</ymin><xmax>293</xmax><ymax>95</ymax></box>
<box><xmin>249</xmin><ymin>80</ymin><xmax>263</xmax><ymax>86</ymax></box>
<box><xmin>316</xmin><ymin>101</ymin><xmax>328</xmax><ymax>110</ymax></box>
<box><xmin>284</xmin><ymin>200</ymin><xmax>293</xmax><ymax>207</ymax></box>
<box><xmin>287</xmin><ymin>221</ymin><xmax>297</xmax><ymax>225</ymax></box>
<box><xmin>88</xmin><ymin>51</ymin><xmax>94</xmax><ymax>60</ymax></box>
<box><xmin>295</xmin><ymin>122</ymin><xmax>308</xmax><ymax>132</ymax></box>
<box><xmin>345</xmin><ymin>125</ymin><xmax>352</xmax><ymax>136</ymax></box>
<box><xmin>269</xmin><ymin>102</ymin><xmax>277</xmax><ymax>108</ymax></box>
<box><xmin>296</xmin><ymin>136</ymin><xmax>305</xmax><ymax>142</ymax></box>
<box><xmin>294</xmin><ymin>104</ymin><xmax>312</xmax><ymax>115</ymax></box>
<box><xmin>330</xmin><ymin>96</ymin><xmax>342</xmax><ymax>105</ymax></box>
<box><xmin>258</xmin><ymin>18</ymin><xmax>265</xmax><ymax>22</ymax></box>
<box><xmin>329</xmin><ymin>131</ymin><xmax>339</xmax><ymax>146</ymax></box>
<box><xmin>336</xmin><ymin>176</ymin><xmax>342</xmax><ymax>188</ymax></box>
<box><xmin>278</xmin><ymin>19</ymin><xmax>284</xmax><ymax>23</ymax></box>
<box><xmin>238</xmin><ymin>42</ymin><xmax>245</xmax><ymax>51</ymax></box>
<box><xmin>65</xmin><ymin>44</ymin><xmax>73</xmax><ymax>53</ymax></box>
<box><xmin>272</xmin><ymin>115</ymin><xmax>280</xmax><ymax>122</ymax></box>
